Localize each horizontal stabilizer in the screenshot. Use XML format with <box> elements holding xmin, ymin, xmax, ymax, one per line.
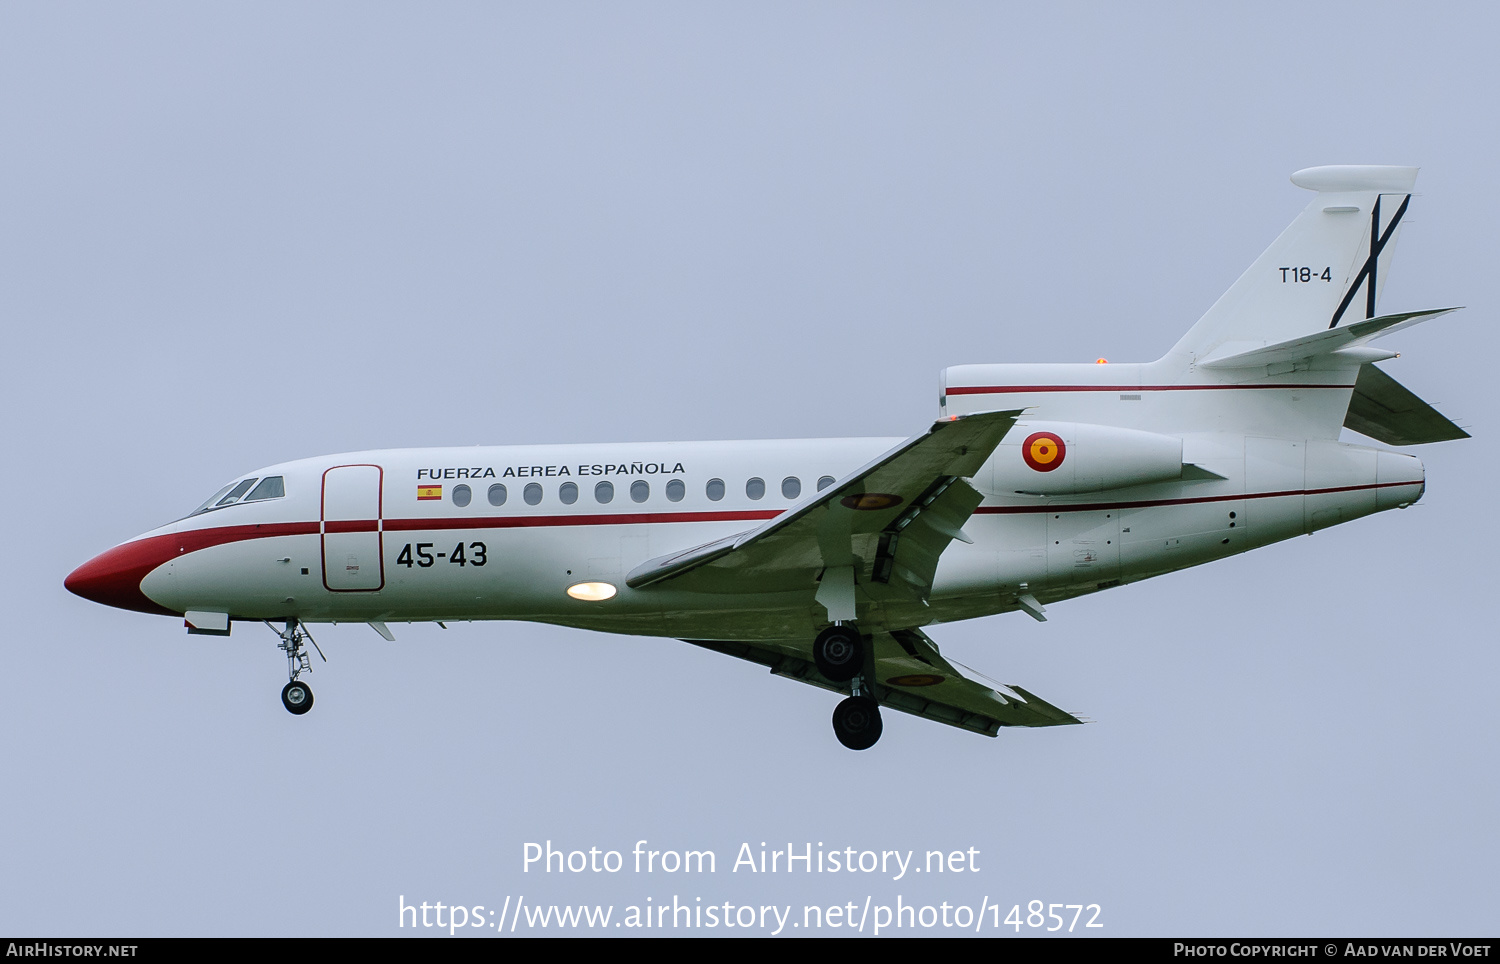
<box><xmin>1197</xmin><ymin>307</ymin><xmax>1460</xmax><ymax>369</ymax></box>
<box><xmin>1344</xmin><ymin>363</ymin><xmax>1469</xmax><ymax>445</ymax></box>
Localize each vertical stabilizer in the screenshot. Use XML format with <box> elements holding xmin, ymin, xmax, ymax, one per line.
<box><xmin>1168</xmin><ymin>166</ymin><xmax>1418</xmax><ymax>364</ymax></box>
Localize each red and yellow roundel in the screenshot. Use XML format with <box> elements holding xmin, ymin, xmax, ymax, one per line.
<box><xmin>888</xmin><ymin>674</ymin><xmax>945</xmax><ymax>687</ymax></box>
<box><xmin>840</xmin><ymin>493</ymin><xmax>904</xmax><ymax>511</ymax></box>
<box><xmin>1022</xmin><ymin>431</ymin><xmax>1066</xmax><ymax>472</ymax></box>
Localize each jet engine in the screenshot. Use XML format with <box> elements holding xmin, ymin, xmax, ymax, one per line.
<box><xmin>992</xmin><ymin>421</ymin><xmax>1183</xmax><ymax>494</ymax></box>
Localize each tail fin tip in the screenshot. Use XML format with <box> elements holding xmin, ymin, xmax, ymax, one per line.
<box><xmin>1291</xmin><ymin>165</ymin><xmax>1419</xmax><ymax>194</ymax></box>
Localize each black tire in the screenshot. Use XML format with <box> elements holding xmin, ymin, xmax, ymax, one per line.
<box><xmin>813</xmin><ymin>625</ymin><xmax>863</xmax><ymax>682</ymax></box>
<box><xmin>281</xmin><ymin>680</ymin><xmax>314</xmax><ymax>715</ymax></box>
<box><xmin>832</xmin><ymin>696</ymin><xmax>882</xmax><ymax>750</ymax></box>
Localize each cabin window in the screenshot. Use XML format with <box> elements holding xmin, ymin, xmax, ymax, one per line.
<box><xmin>782</xmin><ymin>476</ymin><xmax>801</xmax><ymax>499</ymax></box>
<box><xmin>488</xmin><ymin>483</ymin><xmax>507</xmax><ymax>506</ymax></box>
<box><xmin>706</xmin><ymin>479</ymin><xmax>725</xmax><ymax>501</ymax></box>
<box><xmin>746</xmin><ymin>477</ymin><xmax>765</xmax><ymax>500</ymax></box>
<box><xmin>665</xmin><ymin>479</ymin><xmax>685</xmax><ymax>502</ymax></box>
<box><xmin>595</xmin><ymin>481</ymin><xmax>615</xmax><ymax>504</ymax></box>
<box><xmin>817</xmin><ymin>476</ymin><xmax>835</xmax><ymax>491</ymax></box>
<box><xmin>559</xmin><ymin>482</ymin><xmax>578</xmax><ymax>505</ymax></box>
<box><xmin>524</xmin><ymin>482</ymin><xmax>543</xmax><ymax>505</ymax></box>
<box><xmin>452</xmin><ymin>484</ymin><xmax>472</xmax><ymax>507</ymax></box>
<box><xmin>245</xmin><ymin>476</ymin><xmax>285</xmax><ymax>502</ymax></box>
<box><xmin>631</xmin><ymin>480</ymin><xmax>649</xmax><ymax>503</ymax></box>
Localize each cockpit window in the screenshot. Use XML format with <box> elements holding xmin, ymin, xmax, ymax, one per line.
<box><xmin>193</xmin><ymin>484</ymin><xmax>236</xmax><ymax>515</ymax></box>
<box><xmin>216</xmin><ymin>479</ymin><xmax>259</xmax><ymax>506</ymax></box>
<box><xmin>190</xmin><ymin>475</ymin><xmax>287</xmax><ymax>516</ymax></box>
<box><xmin>244</xmin><ymin>476</ymin><xmax>285</xmax><ymax>502</ymax></box>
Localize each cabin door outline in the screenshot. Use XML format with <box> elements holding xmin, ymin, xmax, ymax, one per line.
<box><xmin>321</xmin><ymin>464</ymin><xmax>385</xmax><ymax>592</ymax></box>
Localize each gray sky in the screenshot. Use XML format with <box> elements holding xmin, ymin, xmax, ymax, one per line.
<box><xmin>3</xmin><ymin>2</ymin><xmax>1494</xmax><ymax>936</ymax></box>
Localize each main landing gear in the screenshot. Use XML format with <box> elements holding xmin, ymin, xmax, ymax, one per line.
<box><xmin>832</xmin><ymin>695</ymin><xmax>882</xmax><ymax>751</ymax></box>
<box><xmin>813</xmin><ymin>624</ymin><xmax>863</xmax><ymax>682</ymax></box>
<box><xmin>815</xmin><ymin>624</ymin><xmax>883</xmax><ymax>750</ymax></box>
<box><xmin>268</xmin><ymin>618</ymin><xmax>324</xmax><ymax>716</ymax></box>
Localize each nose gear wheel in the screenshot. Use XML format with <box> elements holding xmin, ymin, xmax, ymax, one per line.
<box><xmin>281</xmin><ymin>680</ymin><xmax>314</xmax><ymax>715</ymax></box>
<box><xmin>266</xmin><ymin>618</ymin><xmax>325</xmax><ymax>716</ymax></box>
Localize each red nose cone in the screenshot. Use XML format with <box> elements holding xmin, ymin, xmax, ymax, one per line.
<box><xmin>65</xmin><ymin>535</ymin><xmax>179</xmax><ymax>616</ymax></box>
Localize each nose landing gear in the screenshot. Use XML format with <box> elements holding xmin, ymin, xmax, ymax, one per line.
<box><xmin>281</xmin><ymin>679</ymin><xmax>314</xmax><ymax>715</ymax></box>
<box><xmin>267</xmin><ymin>618</ymin><xmax>324</xmax><ymax>716</ymax></box>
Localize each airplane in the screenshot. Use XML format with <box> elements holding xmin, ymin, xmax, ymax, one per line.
<box><xmin>65</xmin><ymin>165</ymin><xmax>1469</xmax><ymax>750</ymax></box>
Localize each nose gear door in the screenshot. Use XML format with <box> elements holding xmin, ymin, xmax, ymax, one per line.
<box><xmin>322</xmin><ymin>464</ymin><xmax>384</xmax><ymax>591</ymax></box>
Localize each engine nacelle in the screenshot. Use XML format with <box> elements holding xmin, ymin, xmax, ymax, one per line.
<box><xmin>993</xmin><ymin>421</ymin><xmax>1184</xmax><ymax>494</ymax></box>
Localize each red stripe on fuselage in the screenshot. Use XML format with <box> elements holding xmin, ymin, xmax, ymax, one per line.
<box><xmin>64</xmin><ymin>522</ymin><xmax>318</xmax><ymax>616</ymax></box>
<box><xmin>69</xmin><ymin>481</ymin><xmax>1418</xmax><ymax>616</ymax></box>
<box><xmin>381</xmin><ymin>509</ymin><xmax>779</xmax><ymax>531</ymax></box>
<box><xmin>324</xmin><ymin>519</ymin><xmax>379</xmax><ymax>533</ymax></box>
<box><xmin>63</xmin><ymin>513</ymin><xmax>779</xmax><ymax>615</ymax></box>
<box><xmin>945</xmin><ymin>384</ymin><xmax>1351</xmax><ymax>395</ymax></box>
<box><xmin>973</xmin><ymin>480</ymin><xmax>1416</xmax><ymax>515</ymax></box>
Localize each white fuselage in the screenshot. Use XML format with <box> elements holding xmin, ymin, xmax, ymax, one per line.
<box><xmin>70</xmin><ymin>409</ymin><xmax>1424</xmax><ymax>643</ymax></box>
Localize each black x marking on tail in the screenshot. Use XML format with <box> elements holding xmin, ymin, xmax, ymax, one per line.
<box><xmin>1328</xmin><ymin>193</ymin><xmax>1411</xmax><ymax>328</ymax></box>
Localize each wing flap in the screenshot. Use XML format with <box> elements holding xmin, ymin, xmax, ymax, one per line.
<box><xmin>684</xmin><ymin>628</ymin><xmax>1083</xmax><ymax>738</ymax></box>
<box><xmin>1344</xmin><ymin>363</ymin><xmax>1470</xmax><ymax>445</ymax></box>
<box><xmin>866</xmin><ymin>479</ymin><xmax>984</xmax><ymax>604</ymax></box>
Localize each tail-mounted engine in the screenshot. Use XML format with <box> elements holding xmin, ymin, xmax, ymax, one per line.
<box><xmin>993</xmin><ymin>421</ymin><xmax>1183</xmax><ymax>494</ymax></box>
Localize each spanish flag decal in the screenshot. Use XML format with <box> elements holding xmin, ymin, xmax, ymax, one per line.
<box><xmin>1022</xmin><ymin>431</ymin><xmax>1066</xmax><ymax>472</ymax></box>
<box><xmin>417</xmin><ymin>484</ymin><xmax>443</xmax><ymax>501</ymax></box>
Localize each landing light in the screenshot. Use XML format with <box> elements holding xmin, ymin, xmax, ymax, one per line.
<box><xmin>567</xmin><ymin>582</ymin><xmax>617</xmax><ymax>602</ymax></box>
<box><xmin>1095</xmin><ymin>358</ymin><xmax>1108</xmax><ymax>364</ymax></box>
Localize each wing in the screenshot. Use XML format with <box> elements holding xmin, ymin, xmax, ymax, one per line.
<box><xmin>627</xmin><ymin>410</ymin><xmax>1022</xmax><ymax>616</ymax></box>
<box><xmin>686</xmin><ymin>628</ymin><xmax>1083</xmax><ymax>737</ymax></box>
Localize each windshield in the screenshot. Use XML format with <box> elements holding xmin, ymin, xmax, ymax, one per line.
<box><xmin>189</xmin><ymin>476</ymin><xmax>286</xmax><ymax>516</ymax></box>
